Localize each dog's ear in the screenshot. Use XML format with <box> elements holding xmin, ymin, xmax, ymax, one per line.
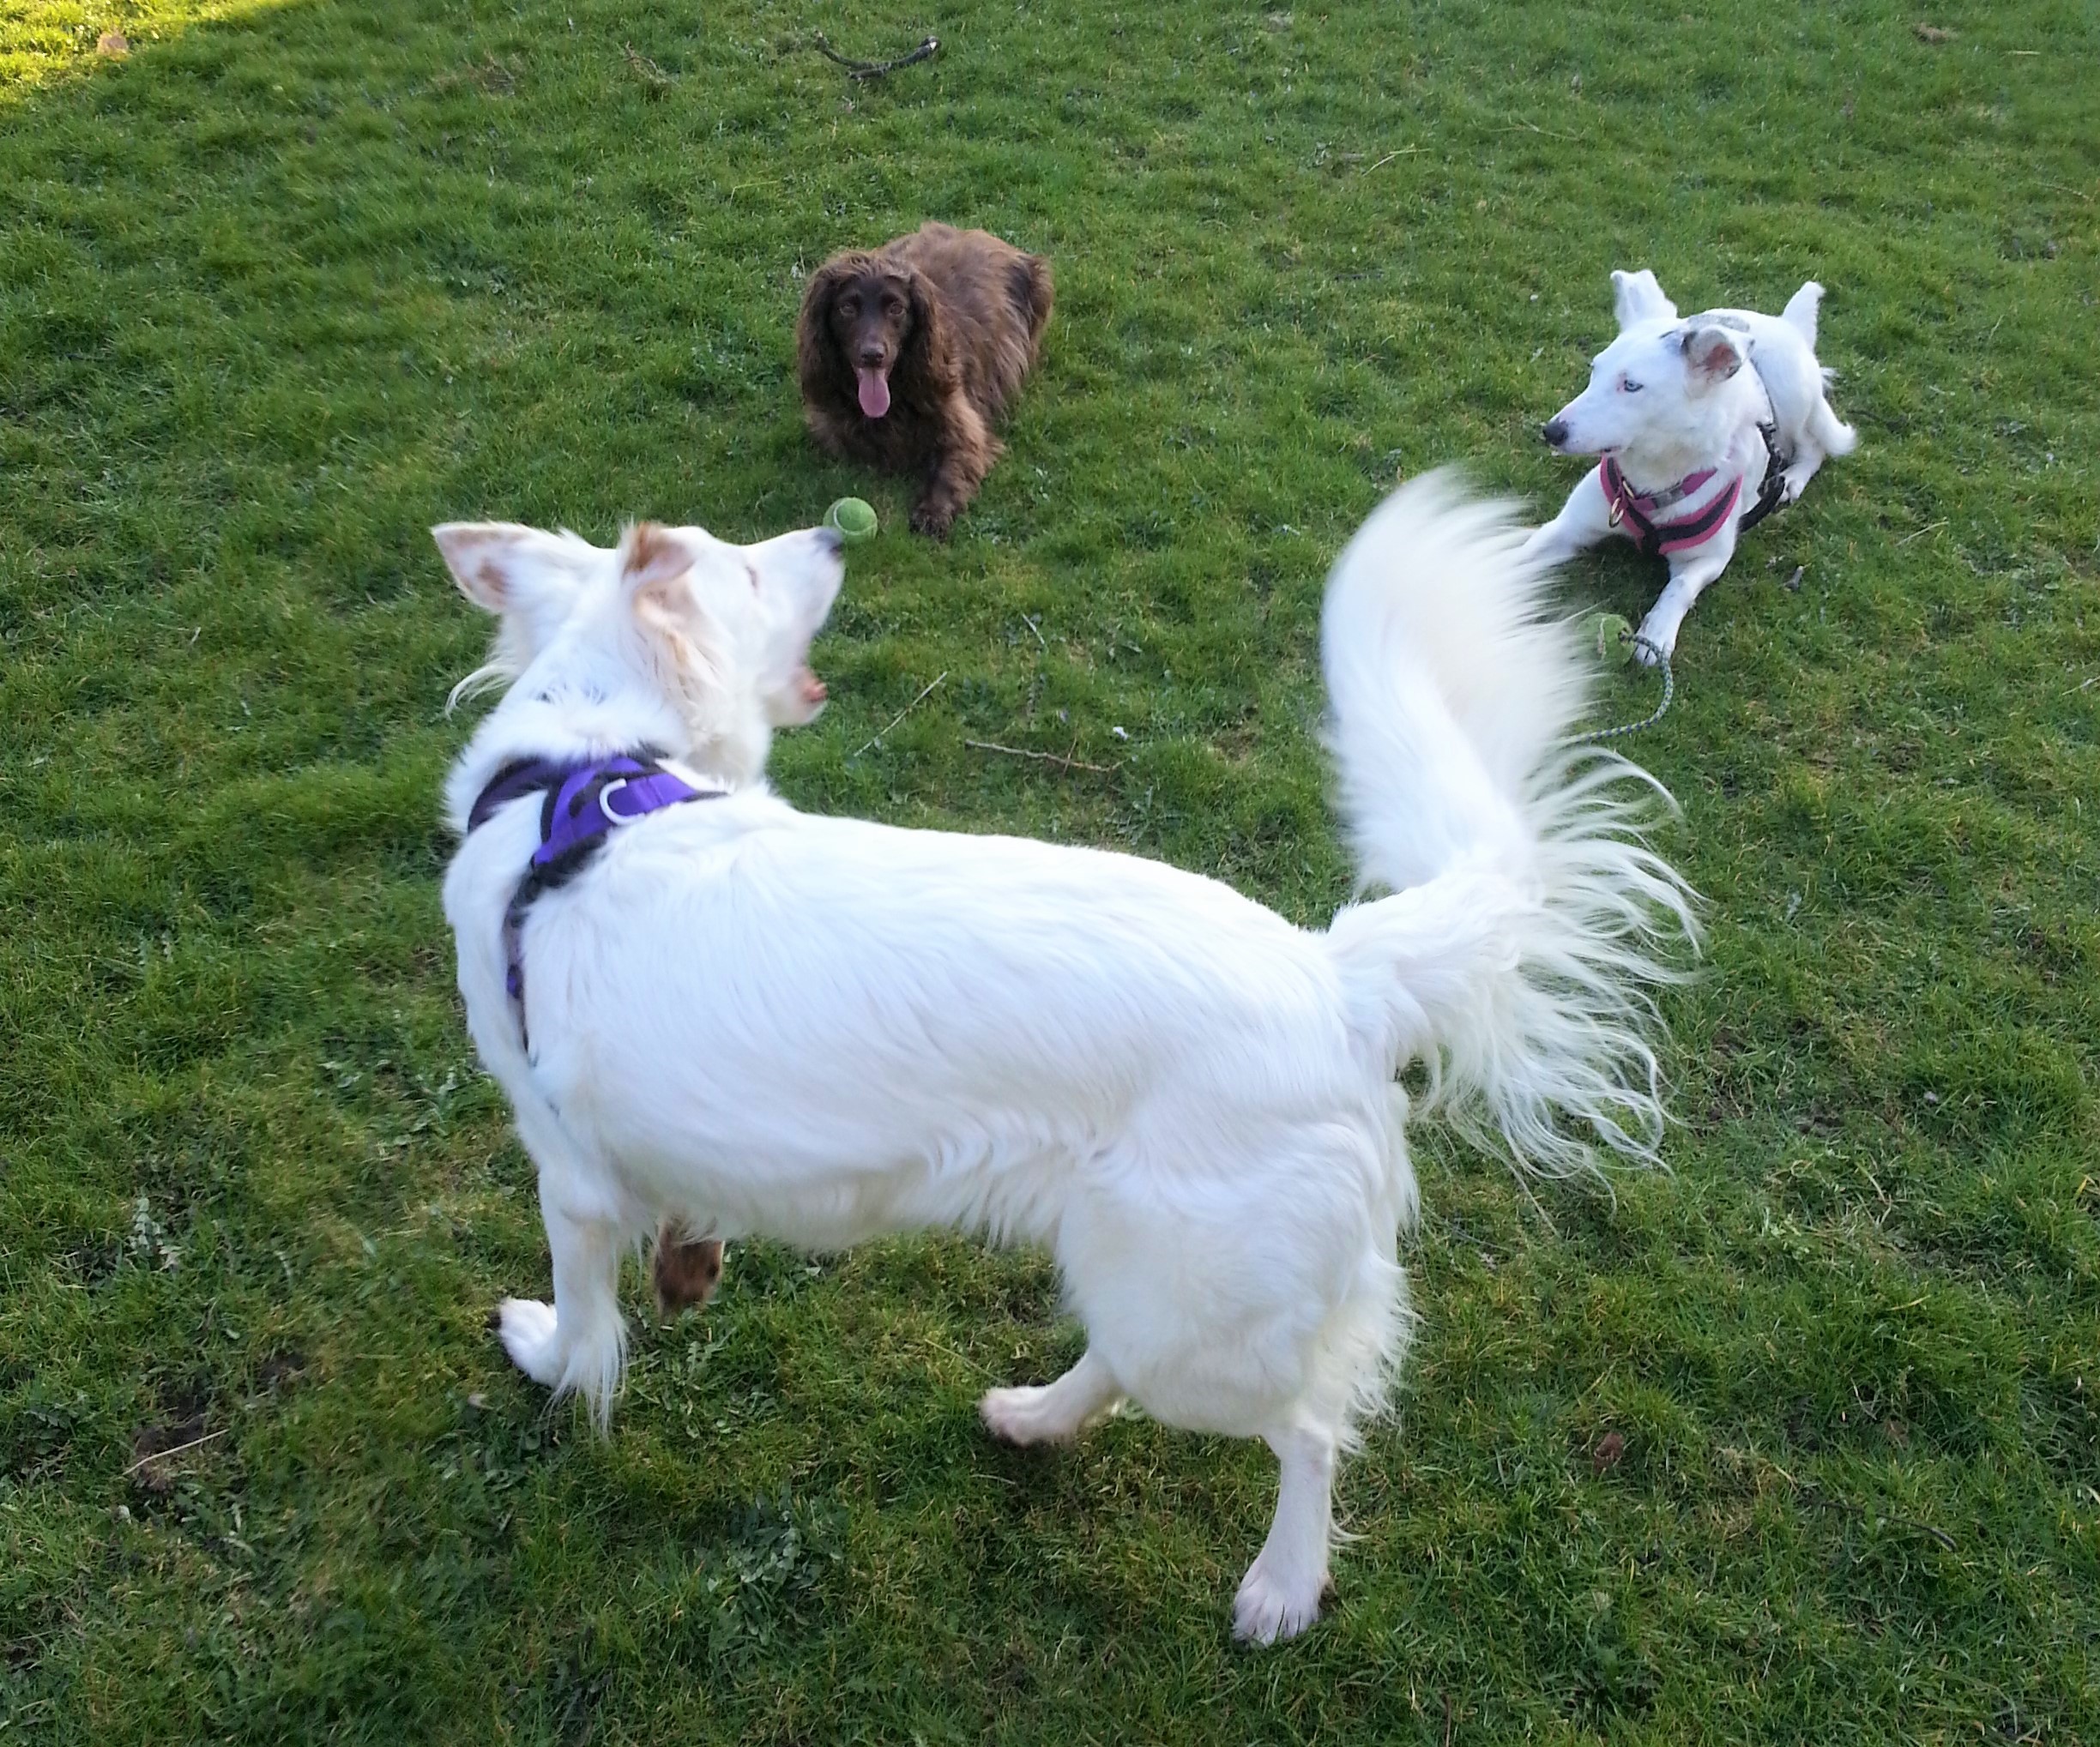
<box><xmin>899</xmin><ymin>264</ymin><xmax>953</xmax><ymax>384</ymax></box>
<box><xmin>623</xmin><ymin>522</ymin><xmax>724</xmax><ymax>698</ymax></box>
<box><xmin>797</xmin><ymin>255</ymin><xmax>863</xmax><ymax>387</ymax></box>
<box><xmin>1680</xmin><ymin>323</ymin><xmax>1746</xmax><ymax>386</ymax></box>
<box><xmin>433</xmin><ymin>522</ymin><xmax>594</xmax><ymax>616</ymax></box>
<box><xmin>1610</xmin><ymin>268</ymin><xmax>1679</xmax><ymax>328</ymax></box>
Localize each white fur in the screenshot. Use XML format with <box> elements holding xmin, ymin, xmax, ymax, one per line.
<box><xmin>435</xmin><ymin>475</ymin><xmax>1696</xmax><ymax>1643</ymax></box>
<box><xmin>1524</xmin><ymin>268</ymin><xmax>1858</xmax><ymax>661</ymax></box>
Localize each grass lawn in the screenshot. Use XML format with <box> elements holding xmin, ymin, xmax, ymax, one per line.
<box><xmin>3</xmin><ymin>0</ymin><xmax>2097</xmax><ymax>1738</ymax></box>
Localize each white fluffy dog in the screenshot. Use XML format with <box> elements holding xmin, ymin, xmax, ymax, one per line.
<box><xmin>434</xmin><ymin>476</ymin><xmax>1695</xmax><ymax>1643</ymax></box>
<box><xmin>1524</xmin><ymin>268</ymin><xmax>1858</xmax><ymax>662</ymax></box>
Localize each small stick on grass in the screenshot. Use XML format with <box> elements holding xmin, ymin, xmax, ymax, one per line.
<box><xmin>812</xmin><ymin>33</ymin><xmax>939</xmax><ymax>80</ymax></box>
<box><xmin>853</xmin><ymin>672</ymin><xmax>948</xmax><ymax>758</ymax></box>
<box><xmin>1894</xmin><ymin>520</ymin><xmax>1947</xmax><ymax>546</ymax></box>
<box><xmin>623</xmin><ymin>44</ymin><xmax>673</xmax><ymax>92</ymax></box>
<box><xmin>964</xmin><ymin>739</ymin><xmax>1121</xmax><ymax>775</ymax></box>
<box><xmin>123</xmin><ymin>1426</ymin><xmax>226</xmax><ymax>1476</ymax></box>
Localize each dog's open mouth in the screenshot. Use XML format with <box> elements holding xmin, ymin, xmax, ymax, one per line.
<box><xmin>798</xmin><ymin>666</ymin><xmax>827</xmax><ymax>708</ymax></box>
<box><xmin>856</xmin><ymin>367</ymin><xmax>891</xmax><ymax>419</ymax></box>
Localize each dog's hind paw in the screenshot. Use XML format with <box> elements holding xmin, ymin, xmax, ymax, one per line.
<box><xmin>495</xmin><ymin>1298</ymin><xmax>563</xmax><ymax>1387</ymax></box>
<box><xmin>1232</xmin><ymin>1558</ymin><xmax>1328</xmax><ymax>1646</ymax></box>
<box><xmin>980</xmin><ymin>1383</ymin><xmax>1094</xmax><ymax>1446</ymax></box>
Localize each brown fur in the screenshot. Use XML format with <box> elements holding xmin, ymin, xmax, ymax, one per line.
<box><xmin>651</xmin><ymin>1220</ymin><xmax>724</xmax><ymax>1317</ymax></box>
<box><xmin>797</xmin><ymin>222</ymin><xmax>1053</xmax><ymax>538</ymax></box>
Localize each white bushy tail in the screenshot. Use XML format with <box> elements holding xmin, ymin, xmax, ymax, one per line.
<box><xmin>1320</xmin><ymin>472</ymin><xmax>1698</xmax><ymax>1174</ymax></box>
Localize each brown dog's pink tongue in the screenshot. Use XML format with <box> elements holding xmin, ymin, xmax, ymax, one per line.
<box><xmin>856</xmin><ymin>368</ymin><xmax>890</xmax><ymax>419</ymax></box>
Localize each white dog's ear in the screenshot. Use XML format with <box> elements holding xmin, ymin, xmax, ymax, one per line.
<box><xmin>1680</xmin><ymin>325</ymin><xmax>1747</xmax><ymax>386</ymax></box>
<box><xmin>623</xmin><ymin>524</ymin><xmax>723</xmax><ymax>701</ymax></box>
<box><xmin>1610</xmin><ymin>268</ymin><xmax>1678</xmax><ymax>328</ymax></box>
<box><xmin>1681</xmin><ymin>323</ymin><xmax>1746</xmax><ymax>386</ymax></box>
<box><xmin>433</xmin><ymin>522</ymin><xmax>593</xmax><ymax>615</ymax></box>
<box><xmin>618</xmin><ymin>521</ymin><xmax>695</xmax><ymax>596</ymax></box>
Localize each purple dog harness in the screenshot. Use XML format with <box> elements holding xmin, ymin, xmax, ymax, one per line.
<box><xmin>468</xmin><ymin>752</ymin><xmax>720</xmax><ymax>1048</ymax></box>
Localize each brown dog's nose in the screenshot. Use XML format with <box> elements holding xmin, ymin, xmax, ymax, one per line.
<box><xmin>857</xmin><ymin>346</ymin><xmax>886</xmax><ymax>367</ymax></box>
<box><xmin>1541</xmin><ymin>419</ymin><xmax>1569</xmax><ymax>448</ymax></box>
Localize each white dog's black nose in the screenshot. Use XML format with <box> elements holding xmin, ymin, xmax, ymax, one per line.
<box><xmin>1541</xmin><ymin>419</ymin><xmax>1569</xmax><ymax>448</ymax></box>
<box><xmin>815</xmin><ymin>524</ymin><xmax>845</xmax><ymax>553</ymax></box>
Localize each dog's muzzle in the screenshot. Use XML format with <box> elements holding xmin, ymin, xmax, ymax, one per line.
<box><xmin>1541</xmin><ymin>419</ymin><xmax>1569</xmax><ymax>448</ymax></box>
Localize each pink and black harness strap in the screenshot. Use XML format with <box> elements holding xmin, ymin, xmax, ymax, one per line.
<box><xmin>1598</xmin><ymin>455</ymin><xmax>1742</xmax><ymax>559</ymax></box>
<box><xmin>467</xmin><ymin>752</ymin><xmax>721</xmax><ymax>1051</ymax></box>
<box><xmin>1600</xmin><ymin>424</ymin><xmax>1788</xmax><ymax>561</ymax></box>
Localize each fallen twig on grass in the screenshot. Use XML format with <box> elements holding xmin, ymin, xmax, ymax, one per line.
<box><xmin>123</xmin><ymin>1426</ymin><xmax>226</xmax><ymax>1476</ymax></box>
<box><xmin>852</xmin><ymin>672</ymin><xmax>948</xmax><ymax>758</ymax></box>
<box><xmin>623</xmin><ymin>44</ymin><xmax>673</xmax><ymax>93</ymax></box>
<box><xmin>813</xmin><ymin>33</ymin><xmax>939</xmax><ymax>80</ymax></box>
<box><xmin>964</xmin><ymin>739</ymin><xmax>1120</xmax><ymax>775</ymax></box>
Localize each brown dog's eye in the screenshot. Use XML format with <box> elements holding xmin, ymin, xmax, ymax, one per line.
<box><xmin>883</xmin><ymin>297</ymin><xmax>904</xmax><ymax>317</ymax></box>
<box><xmin>838</xmin><ymin>297</ymin><xmax>860</xmax><ymax>318</ymax></box>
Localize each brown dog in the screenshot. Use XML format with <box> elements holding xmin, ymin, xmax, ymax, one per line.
<box><xmin>797</xmin><ymin>222</ymin><xmax>1053</xmax><ymax>537</ymax></box>
<box><xmin>651</xmin><ymin>1221</ymin><xmax>723</xmax><ymax>1318</ymax></box>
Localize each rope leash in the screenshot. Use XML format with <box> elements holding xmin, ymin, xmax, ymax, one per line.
<box><xmin>1565</xmin><ymin>619</ymin><xmax>1675</xmax><ymax>746</ymax></box>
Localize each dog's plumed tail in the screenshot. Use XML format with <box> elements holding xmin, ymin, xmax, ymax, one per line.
<box><xmin>1320</xmin><ymin>471</ymin><xmax>1699</xmax><ymax>1176</ymax></box>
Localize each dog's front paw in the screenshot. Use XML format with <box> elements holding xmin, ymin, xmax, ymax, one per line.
<box><xmin>909</xmin><ymin>502</ymin><xmax>956</xmax><ymax>539</ymax></box>
<box><xmin>1233</xmin><ymin>1557</ymin><xmax>1328</xmax><ymax>1646</ymax></box>
<box><xmin>1630</xmin><ymin>619</ymin><xmax>1677</xmax><ymax>667</ymax></box>
<box><xmin>495</xmin><ymin>1298</ymin><xmax>563</xmax><ymax>1387</ymax></box>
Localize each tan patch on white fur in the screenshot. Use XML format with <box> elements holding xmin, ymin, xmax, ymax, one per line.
<box><xmin>432</xmin><ymin>522</ymin><xmax>522</xmax><ymax>611</ymax></box>
<box><xmin>619</xmin><ymin>521</ymin><xmax>692</xmax><ymax>588</ymax></box>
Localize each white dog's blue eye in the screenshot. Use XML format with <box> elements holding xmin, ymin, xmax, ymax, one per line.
<box><xmin>1620</xmin><ymin>379</ymin><xmax>1644</xmax><ymax>394</ymax></box>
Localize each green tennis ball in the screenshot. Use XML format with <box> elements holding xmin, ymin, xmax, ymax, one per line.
<box><xmin>824</xmin><ymin>497</ymin><xmax>878</xmax><ymax>541</ymax></box>
<box><xmin>1587</xmin><ymin>611</ymin><xmax>1636</xmax><ymax>662</ymax></box>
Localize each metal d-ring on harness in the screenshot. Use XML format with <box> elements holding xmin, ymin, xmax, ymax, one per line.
<box><xmin>466</xmin><ymin>752</ymin><xmax>721</xmax><ymax>1051</ymax></box>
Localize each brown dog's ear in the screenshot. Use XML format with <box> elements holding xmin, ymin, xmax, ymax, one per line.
<box><xmin>797</xmin><ymin>254</ymin><xmax>866</xmax><ymax>391</ymax></box>
<box><xmin>899</xmin><ymin>263</ymin><xmax>953</xmax><ymax>386</ymax></box>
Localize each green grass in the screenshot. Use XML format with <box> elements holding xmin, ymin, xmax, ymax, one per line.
<box><xmin>3</xmin><ymin>0</ymin><xmax>2097</xmax><ymax>1738</ymax></box>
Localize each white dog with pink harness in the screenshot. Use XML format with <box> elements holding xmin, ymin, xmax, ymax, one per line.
<box><xmin>1524</xmin><ymin>268</ymin><xmax>1858</xmax><ymax>663</ymax></box>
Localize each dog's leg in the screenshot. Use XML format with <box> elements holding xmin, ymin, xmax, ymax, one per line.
<box><xmin>980</xmin><ymin>1346</ymin><xmax>1124</xmax><ymax>1446</ymax></box>
<box><xmin>910</xmin><ymin>395</ymin><xmax>999</xmax><ymax>538</ymax></box>
<box><xmin>496</xmin><ymin>1190</ymin><xmax>629</xmax><ymax>1428</ymax></box>
<box><xmin>1521</xmin><ymin>467</ymin><xmax>1613</xmax><ymax>569</ymax></box>
<box><xmin>1779</xmin><ymin>446</ymin><xmax>1825</xmax><ymax>506</ymax></box>
<box><xmin>1233</xmin><ymin>1416</ymin><xmax>1340</xmax><ymax>1645</ymax></box>
<box><xmin>1635</xmin><ymin>535</ymin><xmax>1737</xmax><ymax>665</ymax></box>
